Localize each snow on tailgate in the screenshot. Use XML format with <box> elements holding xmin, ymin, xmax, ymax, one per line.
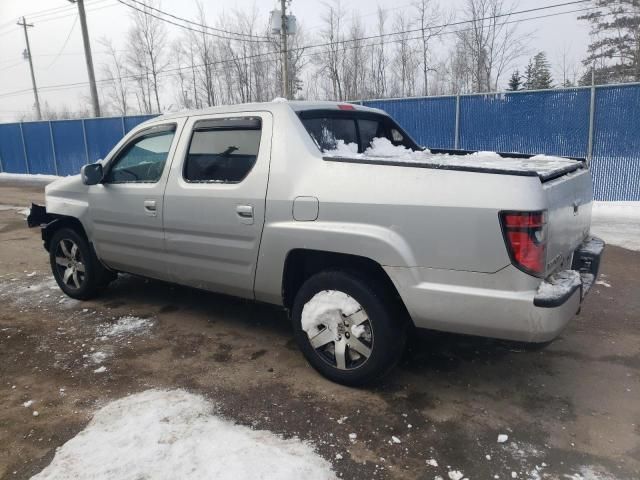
<box><xmin>324</xmin><ymin>137</ymin><xmax>582</xmax><ymax>178</ymax></box>
<box><xmin>31</xmin><ymin>389</ymin><xmax>335</xmax><ymax>480</ymax></box>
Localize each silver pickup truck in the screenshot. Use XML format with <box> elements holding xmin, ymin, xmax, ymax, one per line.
<box><xmin>28</xmin><ymin>100</ymin><xmax>604</xmax><ymax>385</ymax></box>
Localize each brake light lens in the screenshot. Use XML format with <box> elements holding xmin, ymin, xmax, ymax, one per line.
<box><xmin>500</xmin><ymin>211</ymin><xmax>547</xmax><ymax>276</ymax></box>
<box><xmin>337</xmin><ymin>104</ymin><xmax>355</xmax><ymax>110</ymax></box>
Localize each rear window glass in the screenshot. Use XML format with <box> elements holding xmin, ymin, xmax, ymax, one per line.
<box><xmin>184</xmin><ymin>119</ymin><xmax>262</xmax><ymax>183</ymax></box>
<box><xmin>358</xmin><ymin>119</ymin><xmax>386</xmax><ymax>151</ymax></box>
<box><xmin>301</xmin><ymin>118</ymin><xmax>357</xmax><ymax>152</ymax></box>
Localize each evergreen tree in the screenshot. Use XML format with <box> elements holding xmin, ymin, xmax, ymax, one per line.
<box><xmin>523</xmin><ymin>59</ymin><xmax>536</xmax><ymax>90</ymax></box>
<box><xmin>522</xmin><ymin>52</ymin><xmax>554</xmax><ymax>90</ymax></box>
<box><xmin>532</xmin><ymin>52</ymin><xmax>553</xmax><ymax>89</ymax></box>
<box><xmin>507</xmin><ymin>70</ymin><xmax>522</xmax><ymax>91</ymax></box>
<box><xmin>579</xmin><ymin>0</ymin><xmax>640</xmax><ymax>84</ymax></box>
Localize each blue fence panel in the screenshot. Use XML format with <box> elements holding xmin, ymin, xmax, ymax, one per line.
<box><xmin>363</xmin><ymin>97</ymin><xmax>457</xmax><ymax>149</ymax></box>
<box><xmin>84</xmin><ymin>117</ymin><xmax>125</xmax><ymax>163</ymax></box>
<box><xmin>124</xmin><ymin>114</ymin><xmax>156</xmax><ymax>133</ymax></box>
<box><xmin>0</xmin><ymin>123</ymin><xmax>27</xmax><ymax>173</ymax></box>
<box><xmin>591</xmin><ymin>85</ymin><xmax>640</xmax><ymax>201</ymax></box>
<box><xmin>22</xmin><ymin>121</ymin><xmax>57</xmax><ymax>175</ymax></box>
<box><xmin>1</xmin><ymin>87</ymin><xmax>639</xmax><ymax>200</ymax></box>
<box><xmin>51</xmin><ymin>120</ymin><xmax>87</xmax><ymax>176</ymax></box>
<box><xmin>458</xmin><ymin>89</ymin><xmax>591</xmax><ymax>157</ymax></box>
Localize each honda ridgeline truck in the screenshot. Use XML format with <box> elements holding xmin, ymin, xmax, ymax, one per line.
<box><xmin>28</xmin><ymin>101</ymin><xmax>604</xmax><ymax>385</ymax></box>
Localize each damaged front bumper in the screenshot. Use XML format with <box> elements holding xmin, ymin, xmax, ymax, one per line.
<box><xmin>534</xmin><ymin>236</ymin><xmax>606</xmax><ymax>308</ymax></box>
<box><xmin>26</xmin><ymin>203</ymin><xmax>55</xmax><ymax>228</ymax></box>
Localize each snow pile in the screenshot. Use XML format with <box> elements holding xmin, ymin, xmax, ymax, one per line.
<box><xmin>591</xmin><ymin>201</ymin><xmax>640</xmax><ymax>251</ymax></box>
<box><xmin>0</xmin><ymin>172</ymin><xmax>61</xmax><ymax>184</ymax></box>
<box><xmin>537</xmin><ymin>270</ymin><xmax>582</xmax><ymax>300</ymax></box>
<box><xmin>301</xmin><ymin>290</ymin><xmax>361</xmax><ymax>336</ymax></box>
<box><xmin>323</xmin><ymin>137</ymin><xmax>581</xmax><ymax>175</ymax></box>
<box><xmin>31</xmin><ymin>389</ymin><xmax>335</xmax><ymax>480</ymax></box>
<box><xmin>97</xmin><ymin>316</ymin><xmax>154</xmax><ymax>339</ymax></box>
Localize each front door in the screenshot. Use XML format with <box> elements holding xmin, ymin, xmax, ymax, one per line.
<box><xmin>87</xmin><ymin>121</ymin><xmax>183</xmax><ymax>280</ymax></box>
<box><xmin>163</xmin><ymin>112</ymin><xmax>272</xmax><ymax>299</ymax></box>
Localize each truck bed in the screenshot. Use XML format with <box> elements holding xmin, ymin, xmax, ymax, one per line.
<box><xmin>324</xmin><ymin>147</ymin><xmax>586</xmax><ymax>183</ymax></box>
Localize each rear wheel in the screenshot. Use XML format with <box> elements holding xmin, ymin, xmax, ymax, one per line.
<box><xmin>49</xmin><ymin>228</ymin><xmax>113</xmax><ymax>300</ymax></box>
<box><xmin>291</xmin><ymin>270</ymin><xmax>406</xmax><ymax>386</ymax></box>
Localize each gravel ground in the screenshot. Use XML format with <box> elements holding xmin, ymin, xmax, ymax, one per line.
<box><xmin>0</xmin><ymin>180</ymin><xmax>638</xmax><ymax>480</ymax></box>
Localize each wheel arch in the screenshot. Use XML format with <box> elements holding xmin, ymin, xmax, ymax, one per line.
<box><xmin>42</xmin><ymin>215</ymin><xmax>88</xmax><ymax>252</ymax></box>
<box><xmin>281</xmin><ymin>249</ymin><xmax>411</xmax><ymax>323</ymax></box>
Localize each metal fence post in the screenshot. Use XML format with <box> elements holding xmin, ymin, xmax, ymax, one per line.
<box><xmin>454</xmin><ymin>95</ymin><xmax>461</xmax><ymax>150</ymax></box>
<box><xmin>82</xmin><ymin>119</ymin><xmax>90</xmax><ymax>164</ymax></box>
<box><xmin>19</xmin><ymin>122</ymin><xmax>30</xmax><ymax>174</ymax></box>
<box><xmin>587</xmin><ymin>85</ymin><xmax>596</xmax><ymax>165</ymax></box>
<box><xmin>121</xmin><ymin>116</ymin><xmax>126</xmax><ymax>135</ymax></box>
<box><xmin>49</xmin><ymin>121</ymin><xmax>59</xmax><ymax>176</ymax></box>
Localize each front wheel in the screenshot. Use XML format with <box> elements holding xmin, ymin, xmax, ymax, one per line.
<box><xmin>49</xmin><ymin>228</ymin><xmax>112</xmax><ymax>300</ymax></box>
<box><xmin>291</xmin><ymin>270</ymin><xmax>406</xmax><ymax>386</ymax></box>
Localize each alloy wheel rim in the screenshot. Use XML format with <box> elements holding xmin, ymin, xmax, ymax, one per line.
<box><xmin>306</xmin><ymin>293</ymin><xmax>374</xmax><ymax>371</ymax></box>
<box><xmin>54</xmin><ymin>239</ymin><xmax>86</xmax><ymax>290</ymax></box>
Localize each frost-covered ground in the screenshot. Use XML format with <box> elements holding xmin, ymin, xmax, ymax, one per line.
<box><xmin>591</xmin><ymin>202</ymin><xmax>640</xmax><ymax>252</ymax></box>
<box><xmin>31</xmin><ymin>389</ymin><xmax>335</xmax><ymax>480</ymax></box>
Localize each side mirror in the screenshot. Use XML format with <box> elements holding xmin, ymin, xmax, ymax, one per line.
<box><xmin>81</xmin><ymin>163</ymin><xmax>103</xmax><ymax>185</ymax></box>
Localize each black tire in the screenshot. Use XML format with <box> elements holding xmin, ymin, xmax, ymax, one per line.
<box><xmin>291</xmin><ymin>270</ymin><xmax>407</xmax><ymax>386</ymax></box>
<box><xmin>49</xmin><ymin>228</ymin><xmax>113</xmax><ymax>300</ymax></box>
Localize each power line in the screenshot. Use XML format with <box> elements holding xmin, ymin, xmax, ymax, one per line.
<box><xmin>115</xmin><ymin>0</ymin><xmax>273</xmax><ymax>43</ymax></box>
<box><xmin>45</xmin><ymin>15</ymin><xmax>79</xmax><ymax>69</ymax></box>
<box><xmin>121</xmin><ymin>0</ymin><xmax>271</xmax><ymax>40</ymax></box>
<box><xmin>0</xmin><ymin>1</ymin><xmax>605</xmax><ymax>100</ymax></box>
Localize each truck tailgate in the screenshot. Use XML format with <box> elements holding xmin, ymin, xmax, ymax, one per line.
<box><xmin>543</xmin><ymin>168</ymin><xmax>593</xmax><ymax>276</ymax></box>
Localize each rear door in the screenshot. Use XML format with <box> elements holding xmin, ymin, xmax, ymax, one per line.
<box><xmin>163</xmin><ymin>112</ymin><xmax>272</xmax><ymax>299</ymax></box>
<box><xmin>87</xmin><ymin>121</ymin><xmax>183</xmax><ymax>280</ymax></box>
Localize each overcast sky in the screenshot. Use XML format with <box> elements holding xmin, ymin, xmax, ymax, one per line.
<box><xmin>0</xmin><ymin>0</ymin><xmax>591</xmax><ymax>122</ymax></box>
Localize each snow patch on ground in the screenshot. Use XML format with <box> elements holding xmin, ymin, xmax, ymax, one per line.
<box><xmin>97</xmin><ymin>316</ymin><xmax>154</xmax><ymax>339</ymax></box>
<box><xmin>564</xmin><ymin>465</ymin><xmax>619</xmax><ymax>480</ymax></box>
<box><xmin>31</xmin><ymin>389</ymin><xmax>335</xmax><ymax>480</ymax></box>
<box><xmin>301</xmin><ymin>290</ymin><xmax>361</xmax><ymax>337</ymax></box>
<box><xmin>591</xmin><ymin>202</ymin><xmax>640</xmax><ymax>252</ymax></box>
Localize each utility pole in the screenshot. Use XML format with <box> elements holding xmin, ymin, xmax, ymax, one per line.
<box><xmin>17</xmin><ymin>17</ymin><xmax>41</xmax><ymax>120</ymax></box>
<box><xmin>69</xmin><ymin>0</ymin><xmax>100</xmax><ymax>117</ymax></box>
<box><xmin>280</xmin><ymin>0</ymin><xmax>289</xmax><ymax>99</ymax></box>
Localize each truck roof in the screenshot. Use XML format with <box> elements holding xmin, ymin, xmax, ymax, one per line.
<box><xmin>148</xmin><ymin>100</ymin><xmax>386</xmax><ymax>123</ymax></box>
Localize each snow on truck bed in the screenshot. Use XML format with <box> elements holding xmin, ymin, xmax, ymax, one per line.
<box><xmin>324</xmin><ymin>137</ymin><xmax>583</xmax><ymax>179</ymax></box>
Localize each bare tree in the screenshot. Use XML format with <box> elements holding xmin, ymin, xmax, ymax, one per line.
<box><xmin>126</xmin><ymin>0</ymin><xmax>168</xmax><ymax>113</ymax></box>
<box><xmin>391</xmin><ymin>10</ymin><xmax>418</xmax><ymax>97</ymax></box>
<box><xmin>413</xmin><ymin>0</ymin><xmax>448</xmax><ymax>96</ymax></box>
<box><xmin>316</xmin><ymin>0</ymin><xmax>346</xmax><ymax>100</ymax></box>
<box><xmin>99</xmin><ymin>38</ymin><xmax>130</xmax><ymax>115</ymax></box>
<box><xmin>369</xmin><ymin>6</ymin><xmax>388</xmax><ymax>98</ymax></box>
<box><xmin>456</xmin><ymin>0</ymin><xmax>528</xmax><ymax>93</ymax></box>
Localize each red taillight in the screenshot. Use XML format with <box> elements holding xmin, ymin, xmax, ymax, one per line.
<box><xmin>337</xmin><ymin>104</ymin><xmax>355</xmax><ymax>110</ymax></box>
<box><xmin>500</xmin><ymin>211</ymin><xmax>547</xmax><ymax>276</ymax></box>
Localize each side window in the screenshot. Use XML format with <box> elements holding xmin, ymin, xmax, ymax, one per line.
<box><xmin>301</xmin><ymin>118</ymin><xmax>357</xmax><ymax>152</ymax></box>
<box><xmin>390</xmin><ymin>128</ymin><xmax>404</xmax><ymax>144</ymax></box>
<box><xmin>104</xmin><ymin>126</ymin><xmax>176</xmax><ymax>183</ymax></box>
<box><xmin>184</xmin><ymin>118</ymin><xmax>262</xmax><ymax>183</ymax></box>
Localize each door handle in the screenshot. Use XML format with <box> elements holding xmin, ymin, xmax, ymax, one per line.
<box><xmin>236</xmin><ymin>205</ymin><xmax>254</xmax><ymax>224</ymax></box>
<box><xmin>144</xmin><ymin>200</ymin><xmax>157</xmax><ymax>216</ymax></box>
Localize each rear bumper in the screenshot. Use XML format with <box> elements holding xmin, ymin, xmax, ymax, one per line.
<box><xmin>385</xmin><ymin>236</ymin><xmax>605</xmax><ymax>343</ymax></box>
